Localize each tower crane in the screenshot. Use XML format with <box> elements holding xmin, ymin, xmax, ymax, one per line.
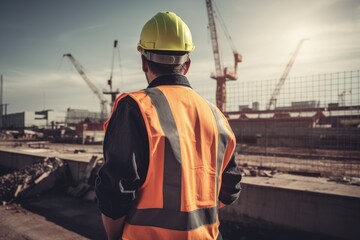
<box><xmin>103</xmin><ymin>40</ymin><xmax>120</xmax><ymax>110</ymax></box>
<box><xmin>63</xmin><ymin>53</ymin><xmax>109</xmax><ymax>122</ymax></box>
<box><xmin>266</xmin><ymin>38</ymin><xmax>308</xmax><ymax>110</ymax></box>
<box><xmin>205</xmin><ymin>0</ymin><xmax>242</xmax><ymax>112</ymax></box>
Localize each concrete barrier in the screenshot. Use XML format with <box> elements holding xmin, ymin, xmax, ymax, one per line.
<box><xmin>220</xmin><ymin>181</ymin><xmax>360</xmax><ymax>240</ymax></box>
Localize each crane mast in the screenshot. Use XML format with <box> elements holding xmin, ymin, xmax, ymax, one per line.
<box><xmin>266</xmin><ymin>39</ymin><xmax>308</xmax><ymax>110</ymax></box>
<box><xmin>206</xmin><ymin>0</ymin><xmax>223</xmax><ymax>80</ymax></box>
<box><xmin>103</xmin><ymin>40</ymin><xmax>120</xmax><ymax>110</ymax></box>
<box><xmin>63</xmin><ymin>53</ymin><xmax>109</xmax><ymax>122</ymax></box>
<box><xmin>205</xmin><ymin>0</ymin><xmax>242</xmax><ymax>112</ymax></box>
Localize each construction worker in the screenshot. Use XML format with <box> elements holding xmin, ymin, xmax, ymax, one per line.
<box><xmin>95</xmin><ymin>11</ymin><xmax>241</xmax><ymax>240</ymax></box>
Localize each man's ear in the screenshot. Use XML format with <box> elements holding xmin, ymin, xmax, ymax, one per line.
<box><xmin>141</xmin><ymin>55</ymin><xmax>148</xmax><ymax>73</ymax></box>
<box><xmin>183</xmin><ymin>59</ymin><xmax>191</xmax><ymax>75</ymax></box>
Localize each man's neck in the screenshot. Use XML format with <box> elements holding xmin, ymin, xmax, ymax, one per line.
<box><xmin>145</xmin><ymin>71</ymin><xmax>157</xmax><ymax>85</ymax></box>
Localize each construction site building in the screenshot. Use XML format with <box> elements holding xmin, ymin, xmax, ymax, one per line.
<box><xmin>65</xmin><ymin>108</ymin><xmax>102</xmax><ymax>125</ymax></box>
<box><xmin>1</xmin><ymin>111</ymin><xmax>66</xmax><ymax>130</ymax></box>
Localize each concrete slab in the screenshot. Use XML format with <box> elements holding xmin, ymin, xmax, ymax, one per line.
<box><xmin>242</xmin><ymin>173</ymin><xmax>360</xmax><ymax>198</ymax></box>
<box><xmin>221</xmin><ymin>175</ymin><xmax>360</xmax><ymax>240</ymax></box>
<box><xmin>0</xmin><ymin>145</ymin><xmax>102</xmax><ymax>163</ymax></box>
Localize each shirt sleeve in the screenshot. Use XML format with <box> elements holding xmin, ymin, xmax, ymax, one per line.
<box><xmin>95</xmin><ymin>96</ymin><xmax>149</xmax><ymax>219</ymax></box>
<box><xmin>219</xmin><ymin>154</ymin><xmax>242</xmax><ymax>205</ymax></box>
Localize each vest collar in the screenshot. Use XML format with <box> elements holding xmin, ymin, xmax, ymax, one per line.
<box><xmin>147</xmin><ymin>74</ymin><xmax>192</xmax><ymax>89</ymax></box>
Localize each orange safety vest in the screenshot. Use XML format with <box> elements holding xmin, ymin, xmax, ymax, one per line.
<box><xmin>105</xmin><ymin>85</ymin><xmax>236</xmax><ymax>240</ymax></box>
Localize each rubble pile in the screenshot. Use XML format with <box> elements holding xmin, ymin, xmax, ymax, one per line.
<box><xmin>240</xmin><ymin>163</ymin><xmax>277</xmax><ymax>177</ymax></box>
<box><xmin>0</xmin><ymin>157</ymin><xmax>65</xmax><ymax>203</ymax></box>
<box><xmin>328</xmin><ymin>176</ymin><xmax>360</xmax><ymax>186</ymax></box>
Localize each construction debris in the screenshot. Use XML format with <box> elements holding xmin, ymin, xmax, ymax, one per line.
<box><xmin>0</xmin><ymin>157</ymin><xmax>66</xmax><ymax>203</ymax></box>
<box><xmin>67</xmin><ymin>155</ymin><xmax>99</xmax><ymax>200</ymax></box>
<box><xmin>241</xmin><ymin>163</ymin><xmax>360</xmax><ymax>186</ymax></box>
<box><xmin>27</xmin><ymin>141</ymin><xmax>48</xmax><ymax>149</ymax></box>
<box><xmin>328</xmin><ymin>176</ymin><xmax>360</xmax><ymax>186</ymax></box>
<box><xmin>74</xmin><ymin>149</ymin><xmax>86</xmax><ymax>154</ymax></box>
<box><xmin>240</xmin><ymin>164</ymin><xmax>277</xmax><ymax>178</ymax></box>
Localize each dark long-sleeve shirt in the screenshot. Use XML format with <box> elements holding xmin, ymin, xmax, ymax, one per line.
<box><xmin>95</xmin><ymin>74</ymin><xmax>241</xmax><ymax>219</ymax></box>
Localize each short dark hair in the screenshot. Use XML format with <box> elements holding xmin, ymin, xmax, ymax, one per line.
<box><xmin>144</xmin><ymin>50</ymin><xmax>189</xmax><ymax>75</ymax></box>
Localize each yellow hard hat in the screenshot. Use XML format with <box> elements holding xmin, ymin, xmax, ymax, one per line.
<box><xmin>138</xmin><ymin>12</ymin><xmax>195</xmax><ymax>53</ymax></box>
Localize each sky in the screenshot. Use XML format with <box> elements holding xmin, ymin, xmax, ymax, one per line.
<box><xmin>0</xmin><ymin>0</ymin><xmax>359</xmax><ymax>114</ymax></box>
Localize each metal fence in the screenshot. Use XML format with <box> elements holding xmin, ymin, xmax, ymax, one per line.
<box><xmin>201</xmin><ymin>70</ymin><xmax>360</xmax><ymax>178</ymax></box>
<box><xmin>225</xmin><ymin>70</ymin><xmax>359</xmax><ymax>111</ymax></box>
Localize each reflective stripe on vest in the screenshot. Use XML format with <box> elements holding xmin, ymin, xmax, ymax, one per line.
<box><xmin>145</xmin><ymin>88</ymin><xmax>182</xmax><ymax>210</ymax></box>
<box><xmin>120</xmin><ymin>86</ymin><xmax>235</xmax><ymax>238</ymax></box>
<box><xmin>207</xmin><ymin>100</ymin><xmax>231</xmax><ymax>205</ymax></box>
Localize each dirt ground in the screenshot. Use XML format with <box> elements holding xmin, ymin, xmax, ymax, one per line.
<box><xmin>0</xmin><ymin>201</ymin><xmax>87</xmax><ymax>240</ymax></box>
<box><xmin>0</xmin><ymin>193</ymin><xmax>342</xmax><ymax>240</ymax></box>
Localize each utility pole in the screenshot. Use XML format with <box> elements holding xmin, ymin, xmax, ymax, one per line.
<box><xmin>0</xmin><ymin>75</ymin><xmax>3</xmax><ymax>130</ymax></box>
<box><xmin>3</xmin><ymin>103</ymin><xmax>8</xmax><ymax>129</ymax></box>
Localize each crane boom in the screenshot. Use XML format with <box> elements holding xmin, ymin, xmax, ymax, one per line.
<box><xmin>205</xmin><ymin>0</ymin><xmax>242</xmax><ymax>112</ymax></box>
<box><xmin>63</xmin><ymin>53</ymin><xmax>109</xmax><ymax>121</ymax></box>
<box><xmin>266</xmin><ymin>39</ymin><xmax>308</xmax><ymax>110</ymax></box>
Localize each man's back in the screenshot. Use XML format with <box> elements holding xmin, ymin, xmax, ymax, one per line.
<box><xmin>120</xmin><ymin>77</ymin><xmax>236</xmax><ymax>239</ymax></box>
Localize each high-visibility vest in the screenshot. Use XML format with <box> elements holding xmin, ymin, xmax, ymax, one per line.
<box><xmin>106</xmin><ymin>85</ymin><xmax>236</xmax><ymax>240</ymax></box>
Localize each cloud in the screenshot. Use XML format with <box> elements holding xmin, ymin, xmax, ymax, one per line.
<box><xmin>57</xmin><ymin>24</ymin><xmax>106</xmax><ymax>42</ymax></box>
<box><xmin>316</xmin><ymin>0</ymin><xmax>360</xmax><ymax>25</ymax></box>
<box><xmin>2</xmin><ymin>58</ymin><xmax>149</xmax><ymax>113</ymax></box>
<box><xmin>2</xmin><ymin>67</ymin><xmax>107</xmax><ymax>112</ymax></box>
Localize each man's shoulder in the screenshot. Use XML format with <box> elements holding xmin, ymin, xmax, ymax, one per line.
<box><xmin>116</xmin><ymin>90</ymin><xmax>146</xmax><ymax>103</ymax></box>
<box><xmin>113</xmin><ymin>94</ymin><xmax>142</xmax><ymax>113</ymax></box>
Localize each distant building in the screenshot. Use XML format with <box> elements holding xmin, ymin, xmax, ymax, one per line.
<box><xmin>275</xmin><ymin>100</ymin><xmax>320</xmax><ymax>111</ymax></box>
<box><xmin>65</xmin><ymin>108</ymin><xmax>103</xmax><ymax>125</ymax></box>
<box><xmin>75</xmin><ymin>123</ymin><xmax>105</xmax><ymax>144</ymax></box>
<box><xmin>252</xmin><ymin>102</ymin><xmax>259</xmax><ymax>111</ymax></box>
<box><xmin>291</xmin><ymin>100</ymin><xmax>320</xmax><ymax>109</ymax></box>
<box><xmin>238</xmin><ymin>105</ymin><xmax>250</xmax><ymax>111</ymax></box>
<box><xmin>1</xmin><ymin>111</ymin><xmax>66</xmax><ymax>129</ymax></box>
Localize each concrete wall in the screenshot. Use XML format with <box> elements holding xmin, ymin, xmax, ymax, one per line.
<box><xmin>220</xmin><ymin>183</ymin><xmax>360</xmax><ymax>240</ymax></box>
<box><xmin>0</xmin><ymin>150</ymin><xmax>43</xmax><ymax>170</ymax></box>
